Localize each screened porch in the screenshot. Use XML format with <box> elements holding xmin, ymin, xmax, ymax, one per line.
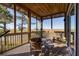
<box><xmin>0</xmin><ymin>3</ymin><xmax>76</xmax><ymax>56</ymax></box>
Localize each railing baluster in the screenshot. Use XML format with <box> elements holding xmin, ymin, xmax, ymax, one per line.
<box><xmin>15</xmin><ymin>35</ymin><xmax>17</xmax><ymax>47</ymax></box>
<box><xmin>4</xmin><ymin>36</ymin><xmax>8</xmax><ymax>50</ymax></box>
<box><xmin>1</xmin><ymin>37</ymin><xmax>3</xmax><ymax>53</ymax></box>
<box><xmin>4</xmin><ymin>35</ymin><xmax>6</xmax><ymax>52</ymax></box>
<box><xmin>15</xmin><ymin>35</ymin><xmax>17</xmax><ymax>46</ymax></box>
<box><xmin>12</xmin><ymin>35</ymin><xmax>15</xmax><ymax>47</ymax></box>
<box><xmin>7</xmin><ymin>36</ymin><xmax>9</xmax><ymax>50</ymax></box>
<box><xmin>14</xmin><ymin>35</ymin><xmax>15</xmax><ymax>47</ymax></box>
<box><xmin>20</xmin><ymin>35</ymin><xmax>21</xmax><ymax>45</ymax></box>
<box><xmin>24</xmin><ymin>34</ymin><xmax>26</xmax><ymax>43</ymax></box>
<box><xmin>2</xmin><ymin>36</ymin><xmax>4</xmax><ymax>52</ymax></box>
<box><xmin>7</xmin><ymin>36</ymin><xmax>11</xmax><ymax>49</ymax></box>
<box><xmin>7</xmin><ymin>36</ymin><xmax>8</xmax><ymax>50</ymax></box>
<box><xmin>0</xmin><ymin>38</ymin><xmax>2</xmax><ymax>53</ymax></box>
<box><xmin>8</xmin><ymin>36</ymin><xmax>11</xmax><ymax>49</ymax></box>
<box><xmin>5</xmin><ymin>37</ymin><xmax>8</xmax><ymax>50</ymax></box>
<box><xmin>17</xmin><ymin>35</ymin><xmax>18</xmax><ymax>45</ymax></box>
<box><xmin>14</xmin><ymin>35</ymin><xmax>15</xmax><ymax>46</ymax></box>
<box><xmin>10</xmin><ymin>35</ymin><xmax>13</xmax><ymax>48</ymax></box>
<box><xmin>16</xmin><ymin>35</ymin><xmax>17</xmax><ymax>46</ymax></box>
<box><xmin>10</xmin><ymin>35</ymin><xmax>12</xmax><ymax>49</ymax></box>
<box><xmin>16</xmin><ymin>35</ymin><xmax>18</xmax><ymax>46</ymax></box>
<box><xmin>19</xmin><ymin>35</ymin><xmax>20</xmax><ymax>45</ymax></box>
<box><xmin>22</xmin><ymin>34</ymin><xmax>23</xmax><ymax>44</ymax></box>
<box><xmin>17</xmin><ymin>35</ymin><xmax>19</xmax><ymax>45</ymax></box>
<box><xmin>12</xmin><ymin>35</ymin><xmax>13</xmax><ymax>47</ymax></box>
<box><xmin>24</xmin><ymin>34</ymin><xmax>25</xmax><ymax>43</ymax></box>
<box><xmin>18</xmin><ymin>35</ymin><xmax>19</xmax><ymax>45</ymax></box>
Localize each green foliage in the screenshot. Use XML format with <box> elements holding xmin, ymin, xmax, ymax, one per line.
<box><xmin>0</xmin><ymin>26</ymin><xmax>4</xmax><ymax>28</ymax></box>
<box><xmin>0</xmin><ymin>5</ymin><xmax>13</xmax><ymax>23</ymax></box>
<box><xmin>0</xmin><ymin>4</ymin><xmax>13</xmax><ymax>31</ymax></box>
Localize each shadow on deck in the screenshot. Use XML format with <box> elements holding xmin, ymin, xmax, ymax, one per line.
<box><xmin>5</xmin><ymin>46</ymin><xmax>74</xmax><ymax>56</ymax></box>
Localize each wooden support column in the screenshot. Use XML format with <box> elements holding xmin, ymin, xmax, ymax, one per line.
<box><xmin>14</xmin><ymin>4</ymin><xmax>16</xmax><ymax>33</ymax></box>
<box><xmin>28</xmin><ymin>11</ymin><xmax>31</xmax><ymax>42</ymax></box>
<box><xmin>74</xmin><ymin>3</ymin><xmax>76</xmax><ymax>56</ymax></box>
<box><xmin>64</xmin><ymin>14</ymin><xmax>66</xmax><ymax>38</ymax></box>
<box><xmin>4</xmin><ymin>21</ymin><xmax>6</xmax><ymax>46</ymax></box>
<box><xmin>51</xmin><ymin>17</ymin><xmax>53</xmax><ymax>29</ymax></box>
<box><xmin>4</xmin><ymin>8</ymin><xmax>7</xmax><ymax>47</ymax></box>
<box><xmin>68</xmin><ymin>14</ymin><xmax>71</xmax><ymax>47</ymax></box>
<box><xmin>76</xmin><ymin>3</ymin><xmax>79</xmax><ymax>56</ymax></box>
<box><xmin>4</xmin><ymin>19</ymin><xmax>7</xmax><ymax>46</ymax></box>
<box><xmin>65</xmin><ymin>4</ymin><xmax>72</xmax><ymax>48</ymax></box>
<box><xmin>21</xmin><ymin>14</ymin><xmax>24</xmax><ymax>44</ymax></box>
<box><xmin>65</xmin><ymin>13</ymin><xmax>72</xmax><ymax>56</ymax></box>
<box><xmin>13</xmin><ymin>4</ymin><xmax>17</xmax><ymax>47</ymax></box>
<box><xmin>36</xmin><ymin>17</ymin><xmax>38</xmax><ymax>30</ymax></box>
<box><xmin>40</xmin><ymin>17</ymin><xmax>43</xmax><ymax>38</ymax></box>
<box><xmin>66</xmin><ymin>14</ymin><xmax>71</xmax><ymax>48</ymax></box>
<box><xmin>65</xmin><ymin>4</ymin><xmax>74</xmax><ymax>55</ymax></box>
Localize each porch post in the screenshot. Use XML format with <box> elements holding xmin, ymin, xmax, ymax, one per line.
<box><xmin>65</xmin><ymin>14</ymin><xmax>71</xmax><ymax>48</ymax></box>
<box><xmin>76</xmin><ymin>4</ymin><xmax>79</xmax><ymax>56</ymax></box>
<box><xmin>65</xmin><ymin>3</ymin><xmax>72</xmax><ymax>47</ymax></box>
<box><xmin>4</xmin><ymin>20</ymin><xmax>6</xmax><ymax>47</ymax></box>
<box><xmin>36</xmin><ymin>17</ymin><xmax>38</xmax><ymax>30</ymax></box>
<box><xmin>41</xmin><ymin>17</ymin><xmax>43</xmax><ymax>38</ymax></box>
<box><xmin>51</xmin><ymin>17</ymin><xmax>53</xmax><ymax>29</ymax></box>
<box><xmin>65</xmin><ymin>4</ymin><xmax>74</xmax><ymax>56</ymax></box>
<box><xmin>28</xmin><ymin>11</ymin><xmax>31</xmax><ymax>42</ymax></box>
<box><xmin>65</xmin><ymin>13</ymin><xmax>72</xmax><ymax>56</ymax></box>
<box><xmin>64</xmin><ymin>14</ymin><xmax>66</xmax><ymax>38</ymax></box>
<box><xmin>21</xmin><ymin>14</ymin><xmax>24</xmax><ymax>44</ymax></box>
<box><xmin>65</xmin><ymin>15</ymin><xmax>68</xmax><ymax>46</ymax></box>
<box><xmin>67</xmin><ymin>14</ymin><xmax>71</xmax><ymax>47</ymax></box>
<box><xmin>14</xmin><ymin>4</ymin><xmax>16</xmax><ymax>33</ymax></box>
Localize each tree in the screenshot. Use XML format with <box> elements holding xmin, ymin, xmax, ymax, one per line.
<box><xmin>16</xmin><ymin>12</ymin><xmax>27</xmax><ymax>31</ymax></box>
<box><xmin>0</xmin><ymin>5</ymin><xmax>13</xmax><ymax>23</ymax></box>
<box><xmin>0</xmin><ymin>4</ymin><xmax>13</xmax><ymax>31</ymax></box>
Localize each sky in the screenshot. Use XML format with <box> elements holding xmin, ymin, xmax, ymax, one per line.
<box><xmin>0</xmin><ymin>8</ymin><xmax>76</xmax><ymax>30</ymax></box>
<box><xmin>43</xmin><ymin>17</ymin><xmax>64</xmax><ymax>29</ymax></box>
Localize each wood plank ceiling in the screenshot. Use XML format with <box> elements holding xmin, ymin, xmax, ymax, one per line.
<box><xmin>16</xmin><ymin>3</ymin><xmax>68</xmax><ymax>18</ymax></box>
<box><xmin>2</xmin><ymin>3</ymin><xmax>69</xmax><ymax>19</ymax></box>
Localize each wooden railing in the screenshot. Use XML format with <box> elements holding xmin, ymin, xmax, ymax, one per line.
<box><xmin>0</xmin><ymin>31</ymin><xmax>41</xmax><ymax>54</ymax></box>
<box><xmin>0</xmin><ymin>32</ymin><xmax>28</xmax><ymax>53</ymax></box>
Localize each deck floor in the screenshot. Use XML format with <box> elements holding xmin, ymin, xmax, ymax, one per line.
<box><xmin>0</xmin><ymin>43</ymin><xmax>30</xmax><ymax>56</ymax></box>
<box><xmin>0</xmin><ymin>40</ymin><xmax>74</xmax><ymax>56</ymax></box>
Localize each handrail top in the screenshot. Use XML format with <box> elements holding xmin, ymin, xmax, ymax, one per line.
<box><xmin>0</xmin><ymin>30</ymin><xmax>10</xmax><ymax>37</ymax></box>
